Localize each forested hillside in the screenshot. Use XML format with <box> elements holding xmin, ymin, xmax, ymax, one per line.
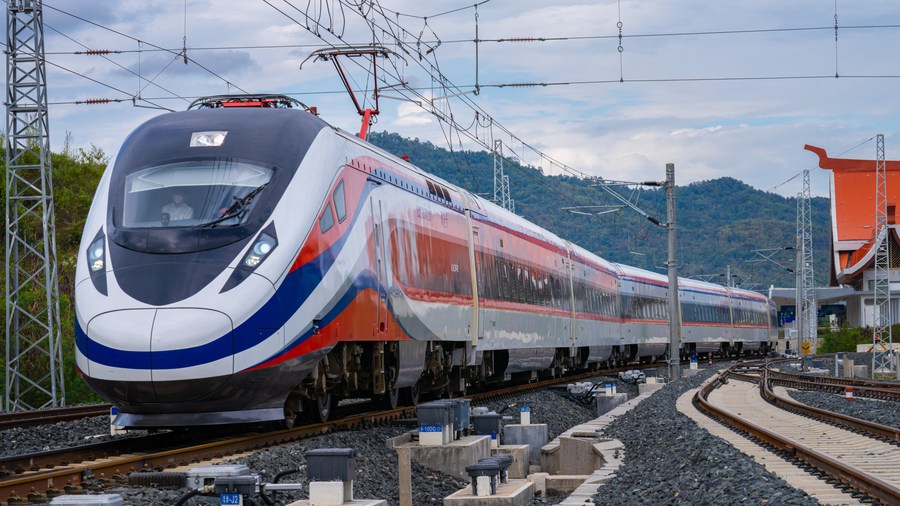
<box><xmin>368</xmin><ymin>131</ymin><xmax>831</xmax><ymax>290</ymax></box>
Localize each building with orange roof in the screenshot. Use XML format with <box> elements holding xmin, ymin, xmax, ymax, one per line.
<box><xmin>805</xmin><ymin>144</ymin><xmax>900</xmax><ymax>327</ymax></box>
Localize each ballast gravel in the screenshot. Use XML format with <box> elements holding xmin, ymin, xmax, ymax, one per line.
<box><xmin>592</xmin><ymin>366</ymin><xmax>820</xmax><ymax>506</ymax></box>
<box><xmin>787</xmin><ymin>389</ymin><xmax>900</xmax><ymax>428</ymax></box>
<box><xmin>9</xmin><ymin>366</ymin><xmax>873</xmax><ymax>505</ymax></box>
<box><xmin>0</xmin><ymin>411</ymin><xmax>141</xmax><ymax>457</ymax></box>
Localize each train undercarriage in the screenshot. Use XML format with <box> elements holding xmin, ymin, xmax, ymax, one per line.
<box><xmin>281</xmin><ymin>339</ymin><xmax>770</xmax><ymax>425</ymax></box>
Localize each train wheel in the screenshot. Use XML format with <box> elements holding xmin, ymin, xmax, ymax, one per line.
<box><xmin>382</xmin><ymin>385</ymin><xmax>400</xmax><ymax>410</ymax></box>
<box><xmin>281</xmin><ymin>410</ymin><xmax>297</xmax><ymax>429</ymax></box>
<box><xmin>309</xmin><ymin>392</ymin><xmax>333</xmax><ymax>423</ymax></box>
<box><xmin>400</xmin><ymin>383</ymin><xmax>420</xmax><ymax>406</ymax></box>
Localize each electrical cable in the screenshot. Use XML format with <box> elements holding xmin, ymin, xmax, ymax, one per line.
<box><xmin>43</xmin><ymin>1</ymin><xmax>249</xmax><ymax>94</ymax></box>
<box><xmin>42</xmin><ymin>22</ymin><xmax>191</xmax><ymax>105</ymax></box>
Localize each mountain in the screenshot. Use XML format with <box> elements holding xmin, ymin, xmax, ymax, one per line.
<box><xmin>368</xmin><ymin>131</ymin><xmax>831</xmax><ymax>291</ymax></box>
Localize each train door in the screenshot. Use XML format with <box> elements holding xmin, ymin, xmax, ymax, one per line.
<box><xmin>459</xmin><ymin>190</ymin><xmax>483</xmax><ymax>355</ymax></box>
<box><xmin>371</xmin><ymin>197</ymin><xmax>388</xmax><ymax>335</ymax></box>
<box><xmin>474</xmin><ymin>221</ymin><xmax>485</xmax><ymax>341</ymax></box>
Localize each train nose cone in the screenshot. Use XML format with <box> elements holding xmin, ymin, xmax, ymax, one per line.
<box><xmin>86</xmin><ymin>308</ymin><xmax>155</xmax><ymax>403</ymax></box>
<box><xmin>150</xmin><ymin>307</ymin><xmax>234</xmax><ymax>403</ymax></box>
<box><xmin>85</xmin><ymin>308</ymin><xmax>233</xmax><ymax>404</ymax></box>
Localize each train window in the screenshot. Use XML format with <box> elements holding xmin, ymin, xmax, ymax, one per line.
<box><xmin>333</xmin><ymin>180</ymin><xmax>347</xmax><ymax>223</ymax></box>
<box><xmin>121</xmin><ymin>160</ymin><xmax>273</xmax><ymax>228</ymax></box>
<box><xmin>319</xmin><ymin>203</ymin><xmax>335</xmax><ymax>233</ymax></box>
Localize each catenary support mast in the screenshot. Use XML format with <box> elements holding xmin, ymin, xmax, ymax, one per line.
<box><xmin>5</xmin><ymin>0</ymin><xmax>65</xmax><ymax>410</ymax></box>
<box><xmin>796</xmin><ymin>169</ymin><xmax>816</xmax><ymax>366</ymax></box>
<box><xmin>873</xmin><ymin>134</ymin><xmax>894</xmax><ymax>377</ymax></box>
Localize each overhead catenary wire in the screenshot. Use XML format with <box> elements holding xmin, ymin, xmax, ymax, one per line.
<box><xmin>42</xmin><ymin>1</ymin><xmax>249</xmax><ymax>94</ymax></box>
<box><xmin>42</xmin><ymin>22</ymin><xmax>191</xmax><ymax>106</ymax></box>
<box><xmin>38</xmin><ymin>1</ymin><xmax>894</xmax><ymax>212</ymax></box>
<box><xmin>40</xmin><ymin>21</ymin><xmax>900</xmax><ymax>55</ymax></box>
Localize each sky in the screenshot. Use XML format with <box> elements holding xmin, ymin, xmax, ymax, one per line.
<box><xmin>24</xmin><ymin>0</ymin><xmax>900</xmax><ymax>198</ymax></box>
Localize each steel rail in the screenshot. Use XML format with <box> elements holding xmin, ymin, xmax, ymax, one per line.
<box><xmin>767</xmin><ymin>374</ymin><xmax>900</xmax><ymax>402</ymax></box>
<box><xmin>765</xmin><ymin>365</ymin><xmax>900</xmax><ymax>390</ymax></box>
<box><xmin>765</xmin><ymin>372</ymin><xmax>900</xmax><ymax>402</ymax></box>
<box><xmin>0</xmin><ymin>405</ymin><xmax>112</xmax><ymax>431</ymax></box>
<box><xmin>694</xmin><ymin>366</ymin><xmax>900</xmax><ymax>505</ymax></box>
<box><xmin>760</xmin><ymin>373</ymin><xmax>900</xmax><ymax>443</ymax></box>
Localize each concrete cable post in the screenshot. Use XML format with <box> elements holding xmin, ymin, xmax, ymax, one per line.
<box><xmin>666</xmin><ymin>163</ymin><xmax>682</xmax><ymax>381</ymax></box>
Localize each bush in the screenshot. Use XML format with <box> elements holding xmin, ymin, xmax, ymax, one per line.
<box><xmin>817</xmin><ymin>324</ymin><xmax>900</xmax><ymax>353</ymax></box>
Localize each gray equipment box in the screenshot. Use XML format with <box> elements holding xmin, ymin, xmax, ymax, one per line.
<box><xmin>465</xmin><ymin>460</ymin><xmax>500</xmax><ymax>496</ymax></box>
<box><xmin>417</xmin><ymin>401</ymin><xmax>452</xmax><ymax>426</ymax></box>
<box><xmin>305</xmin><ymin>448</ymin><xmax>357</xmax><ymax>482</ymax></box>
<box><xmin>186</xmin><ymin>464</ymin><xmax>251</xmax><ymax>489</ymax></box>
<box><xmin>472</xmin><ymin>412</ymin><xmax>502</xmax><ymax>436</ymax></box>
<box><xmin>215</xmin><ymin>475</ymin><xmax>258</xmax><ymax>495</ymax></box>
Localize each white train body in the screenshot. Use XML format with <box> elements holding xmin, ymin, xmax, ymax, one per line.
<box><xmin>73</xmin><ymin>96</ymin><xmax>774</xmax><ymax>427</ymax></box>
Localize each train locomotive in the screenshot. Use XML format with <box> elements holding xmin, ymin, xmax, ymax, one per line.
<box><xmin>74</xmin><ymin>95</ymin><xmax>775</xmax><ymax>428</ymax></box>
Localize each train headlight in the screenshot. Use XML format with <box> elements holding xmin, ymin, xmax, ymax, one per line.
<box><xmin>88</xmin><ymin>237</ymin><xmax>105</xmax><ymax>272</ymax></box>
<box><xmin>243</xmin><ymin>233</ymin><xmax>277</xmax><ymax>268</ymax></box>
<box><xmin>190</xmin><ymin>130</ymin><xmax>228</xmax><ymax>147</ymax></box>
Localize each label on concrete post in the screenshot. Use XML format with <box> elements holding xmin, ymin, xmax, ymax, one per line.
<box><xmin>419</xmin><ymin>425</ymin><xmax>444</xmax><ymax>446</ymax></box>
<box><xmin>519</xmin><ymin>406</ymin><xmax>531</xmax><ymax>425</ymax></box>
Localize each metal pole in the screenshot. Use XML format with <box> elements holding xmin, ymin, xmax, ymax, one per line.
<box><xmin>795</xmin><ymin>232</ymin><xmax>803</xmax><ymax>364</ymax></box>
<box><xmin>666</xmin><ymin>163</ymin><xmax>682</xmax><ymax>381</ymax></box>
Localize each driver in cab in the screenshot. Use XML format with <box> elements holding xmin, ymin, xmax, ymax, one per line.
<box><xmin>162</xmin><ymin>192</ymin><xmax>194</xmax><ymax>222</ymax></box>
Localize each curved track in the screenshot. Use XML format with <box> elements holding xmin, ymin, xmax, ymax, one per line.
<box><xmin>694</xmin><ymin>364</ymin><xmax>900</xmax><ymax>504</ymax></box>
<box><xmin>766</xmin><ymin>362</ymin><xmax>900</xmax><ymax>402</ymax></box>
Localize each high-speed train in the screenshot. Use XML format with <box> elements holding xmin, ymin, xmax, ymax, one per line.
<box><xmin>74</xmin><ymin>95</ymin><xmax>775</xmax><ymax>428</ymax></box>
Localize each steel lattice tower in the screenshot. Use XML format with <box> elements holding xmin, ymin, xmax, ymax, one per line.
<box><xmin>796</xmin><ymin>169</ymin><xmax>816</xmax><ymax>357</ymax></box>
<box><xmin>873</xmin><ymin>134</ymin><xmax>894</xmax><ymax>376</ymax></box>
<box><xmin>5</xmin><ymin>0</ymin><xmax>65</xmax><ymax>410</ymax></box>
<box><xmin>492</xmin><ymin>140</ymin><xmax>514</xmax><ymax>212</ymax></box>
<box><xmin>493</xmin><ymin>140</ymin><xmax>503</xmax><ymax>205</ymax></box>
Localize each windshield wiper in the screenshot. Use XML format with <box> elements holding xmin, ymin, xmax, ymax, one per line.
<box><xmin>193</xmin><ymin>183</ymin><xmax>269</xmax><ymax>229</ymax></box>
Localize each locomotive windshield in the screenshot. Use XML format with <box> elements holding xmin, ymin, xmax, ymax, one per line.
<box><xmin>122</xmin><ymin>160</ymin><xmax>273</xmax><ymax>229</ymax></box>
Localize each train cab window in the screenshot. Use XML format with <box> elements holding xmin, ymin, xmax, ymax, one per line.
<box><xmin>319</xmin><ymin>203</ymin><xmax>335</xmax><ymax>233</ymax></box>
<box><xmin>333</xmin><ymin>180</ymin><xmax>347</xmax><ymax>222</ymax></box>
<box><xmin>121</xmin><ymin>160</ymin><xmax>273</xmax><ymax>228</ymax></box>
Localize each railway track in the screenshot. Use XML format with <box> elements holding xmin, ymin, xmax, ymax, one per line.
<box><xmin>693</xmin><ymin>363</ymin><xmax>900</xmax><ymax>504</ymax></box>
<box><xmin>765</xmin><ymin>361</ymin><xmax>900</xmax><ymax>402</ymax></box>
<box><xmin>0</xmin><ymin>366</ymin><xmax>623</xmax><ymax>504</ymax></box>
<box><xmin>0</xmin><ymin>405</ymin><xmax>112</xmax><ymax>431</ymax></box>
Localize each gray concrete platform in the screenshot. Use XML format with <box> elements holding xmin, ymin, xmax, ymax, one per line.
<box><xmin>595</xmin><ymin>392</ymin><xmax>628</xmax><ymax>416</ymax></box>
<box><xmin>502</xmin><ymin>423</ymin><xmax>547</xmax><ymax>466</ymax></box>
<box><xmin>443</xmin><ymin>479</ymin><xmax>535</xmax><ymax>506</ymax></box>
<box><xmin>537</xmin><ymin>392</ymin><xmax>649</xmax><ymax>505</ymax></box>
<box><xmin>395</xmin><ymin>435</ymin><xmax>491</xmax><ymax>480</ymax></box>
<box><xmin>638</xmin><ymin>381</ymin><xmax>665</xmax><ymax>395</ymax></box>
<box><xmin>493</xmin><ymin>444</ymin><xmax>529</xmax><ymax>479</ymax></box>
